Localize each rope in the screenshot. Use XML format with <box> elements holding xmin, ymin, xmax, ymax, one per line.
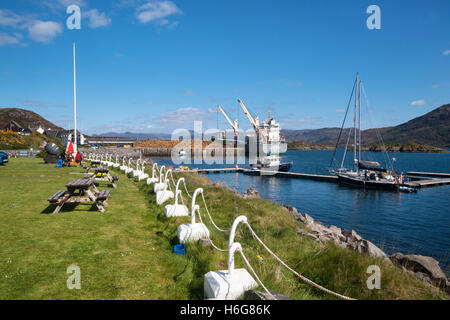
<box><xmin>195</xmin><ymin>207</ymin><xmax>229</xmax><ymax>252</ymax></box>
<box><xmin>244</xmin><ymin>222</ymin><xmax>355</xmax><ymax>300</ymax></box>
<box><xmin>239</xmin><ymin>249</ymin><xmax>276</xmax><ymax>300</ymax></box>
<box><xmin>115</xmin><ymin>156</ymin><xmax>354</xmax><ymax>300</ymax></box>
<box><xmin>200</xmin><ymin>192</ymin><xmax>230</xmax><ymax>233</ymax></box>
<box><xmin>182</xmin><ymin>179</ymin><xmax>192</xmax><ymax>198</ymax></box>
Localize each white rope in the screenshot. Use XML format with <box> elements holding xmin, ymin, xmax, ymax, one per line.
<box><xmin>239</xmin><ymin>249</ymin><xmax>276</xmax><ymax>300</ymax></box>
<box><xmin>200</xmin><ymin>192</ymin><xmax>230</xmax><ymax>233</ymax></box>
<box><xmin>244</xmin><ymin>222</ymin><xmax>355</xmax><ymax>300</ymax></box>
<box><xmin>182</xmin><ymin>178</ymin><xmax>192</xmax><ymax>198</ymax></box>
<box><xmin>195</xmin><ymin>207</ymin><xmax>228</xmax><ymax>252</ymax></box>
<box><xmin>124</xmin><ymin>161</ymin><xmax>353</xmax><ymax>300</ymax></box>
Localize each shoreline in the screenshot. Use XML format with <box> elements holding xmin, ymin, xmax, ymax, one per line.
<box><xmin>201</xmin><ymin>175</ymin><xmax>450</xmax><ymax>292</ymax></box>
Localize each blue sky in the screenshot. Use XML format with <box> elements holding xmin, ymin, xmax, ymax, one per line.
<box><xmin>0</xmin><ymin>0</ymin><xmax>449</xmax><ymax>134</ymax></box>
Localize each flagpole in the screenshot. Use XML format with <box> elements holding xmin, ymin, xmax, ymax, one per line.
<box><xmin>73</xmin><ymin>42</ymin><xmax>77</xmax><ymax>155</ymax></box>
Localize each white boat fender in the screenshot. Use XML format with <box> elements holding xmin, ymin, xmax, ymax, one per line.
<box><xmin>147</xmin><ymin>163</ymin><xmax>159</xmax><ymax>185</ymax></box>
<box><xmin>177</xmin><ymin>188</ymin><xmax>209</xmax><ymax>243</ymax></box>
<box><xmin>204</xmin><ymin>216</ymin><xmax>257</xmax><ymax>300</ymax></box>
<box><xmin>154</xmin><ymin>168</ymin><xmax>170</xmax><ymax>193</ymax></box>
<box><xmin>165</xmin><ymin>179</ymin><xmax>189</xmax><ymax>217</ymax></box>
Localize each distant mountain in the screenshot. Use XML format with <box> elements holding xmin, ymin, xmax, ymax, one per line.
<box><xmin>282</xmin><ymin>104</ymin><xmax>450</xmax><ymax>148</ymax></box>
<box><xmin>0</xmin><ymin>108</ymin><xmax>63</xmax><ymax>131</ymax></box>
<box><xmin>282</xmin><ymin>128</ymin><xmax>343</xmax><ymax>143</ymax></box>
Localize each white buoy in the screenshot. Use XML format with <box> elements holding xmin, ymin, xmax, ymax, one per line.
<box><xmin>125</xmin><ymin>158</ymin><xmax>134</xmax><ymax>174</ymax></box>
<box><xmin>138</xmin><ymin>161</ymin><xmax>149</xmax><ymax>181</ymax></box>
<box><xmin>177</xmin><ymin>188</ymin><xmax>209</xmax><ymax>243</ymax></box>
<box><xmin>113</xmin><ymin>155</ymin><xmax>120</xmax><ymax>168</ymax></box>
<box><xmin>154</xmin><ymin>167</ymin><xmax>168</xmax><ymax>193</ymax></box>
<box><xmin>164</xmin><ymin>178</ymin><xmax>189</xmax><ymax>217</ymax></box>
<box><xmin>120</xmin><ymin>156</ymin><xmax>127</xmax><ymax>172</ymax></box>
<box><xmin>146</xmin><ymin>163</ymin><xmax>159</xmax><ymax>185</ymax></box>
<box><xmin>132</xmin><ymin>159</ymin><xmax>141</xmax><ymax>178</ymax></box>
<box><xmin>165</xmin><ymin>190</ymin><xmax>189</xmax><ymax>217</ymax></box>
<box><xmin>204</xmin><ymin>216</ymin><xmax>258</xmax><ymax>300</ymax></box>
<box><xmin>156</xmin><ymin>173</ymin><xmax>176</xmax><ymax>205</ymax></box>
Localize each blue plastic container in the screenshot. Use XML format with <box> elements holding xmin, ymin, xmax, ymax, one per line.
<box><xmin>173</xmin><ymin>244</ymin><xmax>186</xmax><ymax>255</ymax></box>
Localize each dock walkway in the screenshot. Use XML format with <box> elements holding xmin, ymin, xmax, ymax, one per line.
<box><xmin>189</xmin><ymin>168</ymin><xmax>450</xmax><ymax>188</ymax></box>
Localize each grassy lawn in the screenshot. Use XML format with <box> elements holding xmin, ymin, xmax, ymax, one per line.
<box><xmin>0</xmin><ymin>158</ymin><xmax>447</xmax><ymax>300</ymax></box>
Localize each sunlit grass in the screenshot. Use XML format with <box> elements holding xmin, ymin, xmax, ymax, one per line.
<box><xmin>0</xmin><ymin>158</ymin><xmax>446</xmax><ymax>300</ymax></box>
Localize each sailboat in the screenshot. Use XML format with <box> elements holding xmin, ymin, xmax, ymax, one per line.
<box><xmin>329</xmin><ymin>73</ymin><xmax>401</xmax><ymax>191</ymax></box>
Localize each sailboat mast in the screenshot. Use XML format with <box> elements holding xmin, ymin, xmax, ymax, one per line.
<box><xmin>358</xmin><ymin>80</ymin><xmax>361</xmax><ymax>164</ymax></box>
<box><xmin>73</xmin><ymin>43</ymin><xmax>77</xmax><ymax>155</ymax></box>
<box><xmin>354</xmin><ymin>73</ymin><xmax>358</xmax><ymax>171</ymax></box>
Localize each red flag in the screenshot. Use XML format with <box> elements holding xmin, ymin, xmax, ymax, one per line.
<box><xmin>67</xmin><ymin>141</ymin><xmax>74</xmax><ymax>154</ymax></box>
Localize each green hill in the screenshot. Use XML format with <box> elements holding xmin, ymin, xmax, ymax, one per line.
<box><xmin>282</xmin><ymin>104</ymin><xmax>450</xmax><ymax>148</ymax></box>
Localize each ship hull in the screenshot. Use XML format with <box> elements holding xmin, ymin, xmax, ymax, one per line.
<box><xmin>337</xmin><ymin>174</ymin><xmax>399</xmax><ymax>191</ymax></box>
<box><xmin>244</xmin><ymin>162</ymin><xmax>293</xmax><ymax>175</ymax></box>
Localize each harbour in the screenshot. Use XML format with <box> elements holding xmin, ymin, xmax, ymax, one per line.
<box><xmin>152</xmin><ymin>149</ymin><xmax>450</xmax><ymax>276</ymax></box>
<box><xmin>193</xmin><ymin>167</ymin><xmax>450</xmax><ymax>187</ymax></box>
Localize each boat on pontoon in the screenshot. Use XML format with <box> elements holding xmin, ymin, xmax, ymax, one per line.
<box><xmin>329</xmin><ymin>73</ymin><xmax>409</xmax><ymax>191</ymax></box>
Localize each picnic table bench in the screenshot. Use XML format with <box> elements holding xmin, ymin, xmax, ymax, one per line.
<box><xmin>85</xmin><ymin>166</ymin><xmax>118</xmax><ymax>188</ymax></box>
<box><xmin>84</xmin><ymin>160</ymin><xmax>101</xmax><ymax>173</ymax></box>
<box><xmin>47</xmin><ymin>176</ymin><xmax>110</xmax><ymax>214</ymax></box>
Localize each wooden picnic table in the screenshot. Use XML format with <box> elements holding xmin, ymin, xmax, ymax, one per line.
<box><xmin>84</xmin><ymin>160</ymin><xmax>101</xmax><ymax>173</ymax></box>
<box><xmin>47</xmin><ymin>176</ymin><xmax>111</xmax><ymax>214</ymax></box>
<box><xmin>85</xmin><ymin>166</ymin><xmax>118</xmax><ymax>188</ymax></box>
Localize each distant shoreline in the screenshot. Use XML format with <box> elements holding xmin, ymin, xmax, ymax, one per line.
<box><xmin>287</xmin><ymin>141</ymin><xmax>449</xmax><ymax>153</ymax></box>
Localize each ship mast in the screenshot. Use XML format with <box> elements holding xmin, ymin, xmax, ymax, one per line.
<box><xmin>354</xmin><ymin>73</ymin><xmax>358</xmax><ymax>172</ymax></box>
<box><xmin>358</xmin><ymin>79</ymin><xmax>361</xmax><ymax>165</ymax></box>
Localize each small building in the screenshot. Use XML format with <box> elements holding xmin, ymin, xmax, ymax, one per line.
<box><xmin>46</xmin><ymin>129</ymin><xmax>86</xmax><ymax>146</ymax></box>
<box><xmin>3</xmin><ymin>120</ymin><xmax>32</xmax><ymax>135</ymax></box>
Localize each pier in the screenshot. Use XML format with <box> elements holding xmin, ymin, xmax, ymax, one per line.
<box><xmin>407</xmin><ymin>172</ymin><xmax>450</xmax><ymax>179</ymax></box>
<box><xmin>193</xmin><ymin>168</ymin><xmax>338</xmax><ymax>182</ymax></box>
<box><xmin>191</xmin><ymin>168</ymin><xmax>450</xmax><ymax>188</ymax></box>
<box><xmin>403</xmin><ymin>178</ymin><xmax>450</xmax><ymax>188</ymax></box>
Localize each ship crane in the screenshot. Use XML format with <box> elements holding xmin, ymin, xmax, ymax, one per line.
<box><xmin>237</xmin><ymin>98</ymin><xmax>266</xmax><ymax>138</ymax></box>
<box><xmin>217</xmin><ymin>105</ymin><xmax>239</xmax><ymax>140</ymax></box>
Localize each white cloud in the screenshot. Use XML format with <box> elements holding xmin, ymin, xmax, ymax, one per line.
<box><xmin>0</xmin><ymin>32</ymin><xmax>22</xmax><ymax>46</ymax></box>
<box><xmin>136</xmin><ymin>1</ymin><xmax>182</xmax><ymax>24</ymax></box>
<box><xmin>154</xmin><ymin>107</ymin><xmax>215</xmax><ymax>129</ymax></box>
<box><xmin>84</xmin><ymin>9</ymin><xmax>112</xmax><ymax>28</ymax></box>
<box><xmin>28</xmin><ymin>21</ymin><xmax>62</xmax><ymax>43</ymax></box>
<box><xmin>0</xmin><ymin>9</ymin><xmax>62</xmax><ymax>44</ymax></box>
<box><xmin>0</xmin><ymin>9</ymin><xmax>28</xmax><ymax>28</ymax></box>
<box><xmin>443</xmin><ymin>50</ymin><xmax>450</xmax><ymax>56</ymax></box>
<box><xmin>58</xmin><ymin>0</ymin><xmax>87</xmax><ymax>7</ymax></box>
<box><xmin>280</xmin><ymin>116</ymin><xmax>320</xmax><ymax>128</ymax></box>
<box><xmin>410</xmin><ymin>99</ymin><xmax>426</xmax><ymax>106</ymax></box>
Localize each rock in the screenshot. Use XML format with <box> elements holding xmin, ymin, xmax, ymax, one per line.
<box><xmin>303</xmin><ymin>214</ymin><xmax>315</xmax><ymax>226</ymax></box>
<box><xmin>296</xmin><ymin>229</ymin><xmax>320</xmax><ymax>241</ymax></box>
<box><xmin>244</xmin><ymin>290</ymin><xmax>291</xmax><ymax>300</ymax></box>
<box><xmin>363</xmin><ymin>240</ymin><xmax>390</xmax><ymax>261</ymax></box>
<box><xmin>284</xmin><ymin>206</ymin><xmax>303</xmax><ymax>222</ymax></box>
<box><xmin>390</xmin><ymin>253</ymin><xmax>449</xmax><ymax>290</ymax></box>
<box><xmin>198</xmin><ymin>238</ymin><xmax>212</xmax><ymax>247</ymax></box>
<box><xmin>243</xmin><ymin>188</ymin><xmax>260</xmax><ymax>199</ymax></box>
<box><xmin>342</xmin><ymin>229</ymin><xmax>362</xmax><ymax>241</ymax></box>
<box><xmin>329</xmin><ymin>225</ymin><xmax>342</xmax><ymax>235</ymax></box>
